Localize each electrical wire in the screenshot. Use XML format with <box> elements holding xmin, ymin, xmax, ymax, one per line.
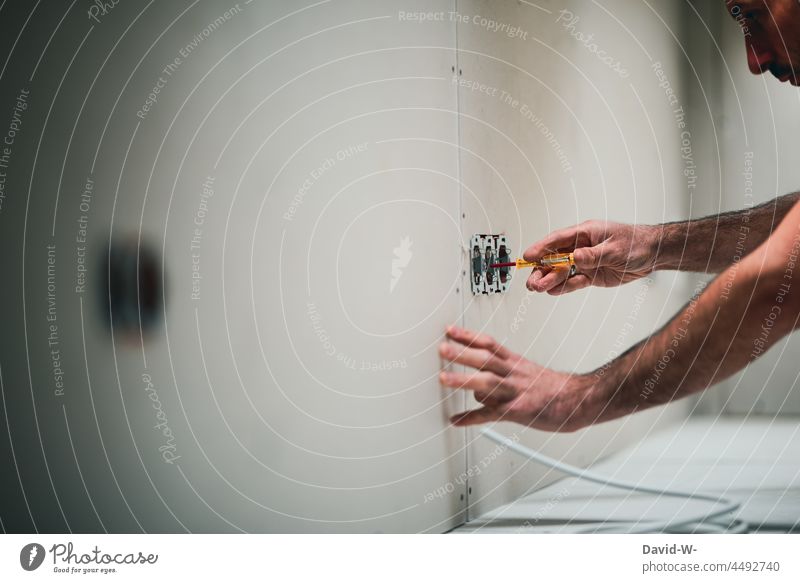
<box><xmin>480</xmin><ymin>427</ymin><xmax>749</xmax><ymax>534</ymax></box>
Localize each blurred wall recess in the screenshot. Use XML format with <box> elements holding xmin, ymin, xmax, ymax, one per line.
<box><xmin>100</xmin><ymin>239</ymin><xmax>163</xmax><ymax>338</ymax></box>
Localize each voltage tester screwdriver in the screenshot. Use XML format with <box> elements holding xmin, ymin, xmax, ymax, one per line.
<box><xmin>490</xmin><ymin>252</ymin><xmax>577</xmax><ymax>276</ymax></box>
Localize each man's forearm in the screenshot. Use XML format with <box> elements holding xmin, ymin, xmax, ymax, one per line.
<box><xmin>653</xmin><ymin>192</ymin><xmax>799</xmax><ymax>273</ymax></box>
<box><xmin>584</xmin><ymin>215</ymin><xmax>800</xmax><ymax>424</ymax></box>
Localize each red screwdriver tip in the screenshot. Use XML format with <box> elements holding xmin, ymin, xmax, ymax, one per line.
<box><xmin>489</xmin><ymin>262</ymin><xmax>516</xmax><ymax>268</ymax></box>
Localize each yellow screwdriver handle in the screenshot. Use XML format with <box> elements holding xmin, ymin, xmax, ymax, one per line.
<box><xmin>515</xmin><ymin>253</ymin><xmax>576</xmax><ymax>275</ymax></box>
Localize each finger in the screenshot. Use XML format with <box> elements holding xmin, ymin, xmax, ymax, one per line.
<box><xmin>547</xmin><ymin>274</ymin><xmax>592</xmax><ymax>296</ymax></box>
<box><xmin>439</xmin><ymin>370</ymin><xmax>498</xmax><ymax>391</ymax></box>
<box><xmin>523</xmin><ymin>226</ymin><xmax>581</xmax><ymax>261</ymax></box>
<box><xmin>473</xmin><ymin>394</ymin><xmax>511</xmax><ymax>407</ymax></box>
<box><xmin>473</xmin><ymin>387</ymin><xmax>516</xmax><ymax>405</ymax></box>
<box><xmin>572</xmin><ymin>241</ymin><xmax>612</xmax><ymax>271</ymax></box>
<box><xmin>439</xmin><ymin>343</ymin><xmax>511</xmax><ymax>375</ymax></box>
<box><xmin>439</xmin><ymin>371</ymin><xmax>516</xmax><ymax>401</ymax></box>
<box><xmin>529</xmin><ymin>266</ymin><xmax>571</xmax><ymax>292</ymax></box>
<box><xmin>526</xmin><ymin>268</ymin><xmax>546</xmax><ymax>292</ymax></box>
<box><xmin>450</xmin><ymin>406</ymin><xmax>506</xmax><ymax>426</ymax></box>
<box><xmin>446</xmin><ymin>326</ymin><xmax>511</xmax><ymax>359</ymax></box>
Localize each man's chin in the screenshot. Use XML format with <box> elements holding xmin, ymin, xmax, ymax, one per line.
<box><xmin>773</xmin><ymin>72</ymin><xmax>797</xmax><ymax>85</ymax></box>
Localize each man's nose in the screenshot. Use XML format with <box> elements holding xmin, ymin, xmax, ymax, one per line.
<box><xmin>746</xmin><ymin>38</ymin><xmax>774</xmax><ymax>74</ymax></box>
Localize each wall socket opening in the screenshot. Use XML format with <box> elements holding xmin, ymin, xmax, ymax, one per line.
<box><xmin>470</xmin><ymin>234</ymin><xmax>512</xmax><ymax>295</ymax></box>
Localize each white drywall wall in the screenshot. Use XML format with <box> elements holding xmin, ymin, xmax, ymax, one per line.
<box><xmin>455</xmin><ymin>0</ymin><xmax>694</xmax><ymax>517</ymax></box>
<box><xmin>1</xmin><ymin>0</ymin><xmax>703</xmax><ymax>532</ymax></box>
<box><xmin>12</xmin><ymin>0</ymin><xmax>469</xmax><ymax>533</ymax></box>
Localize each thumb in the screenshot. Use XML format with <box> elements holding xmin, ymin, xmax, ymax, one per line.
<box><xmin>572</xmin><ymin>242</ymin><xmax>610</xmax><ymax>271</ymax></box>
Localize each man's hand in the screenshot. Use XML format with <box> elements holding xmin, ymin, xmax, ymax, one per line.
<box><xmin>523</xmin><ymin>220</ymin><xmax>660</xmax><ymax>295</ymax></box>
<box><xmin>438</xmin><ymin>326</ymin><xmax>595</xmax><ymax>432</ymax></box>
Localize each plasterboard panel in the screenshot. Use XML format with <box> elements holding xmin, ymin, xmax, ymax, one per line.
<box><xmin>454</xmin><ymin>0</ymin><xmax>694</xmax><ymax>518</ymax></box>
<box><xmin>2</xmin><ymin>0</ymin><xmax>467</xmax><ymax>533</ymax></box>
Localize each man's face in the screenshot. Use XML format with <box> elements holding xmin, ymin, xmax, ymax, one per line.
<box><xmin>727</xmin><ymin>0</ymin><xmax>800</xmax><ymax>85</ymax></box>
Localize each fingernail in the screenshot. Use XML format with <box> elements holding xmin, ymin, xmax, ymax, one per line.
<box><xmin>439</xmin><ymin>372</ymin><xmax>449</xmax><ymax>383</ymax></box>
<box><xmin>438</xmin><ymin>343</ymin><xmax>450</xmax><ymax>357</ymax></box>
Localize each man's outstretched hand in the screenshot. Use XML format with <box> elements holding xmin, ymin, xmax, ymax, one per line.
<box><xmin>523</xmin><ymin>220</ymin><xmax>660</xmax><ymax>295</ymax></box>
<box><xmin>439</xmin><ymin>326</ymin><xmax>596</xmax><ymax>432</ymax></box>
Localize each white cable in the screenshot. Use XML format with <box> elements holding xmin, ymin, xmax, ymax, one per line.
<box><xmin>480</xmin><ymin>427</ymin><xmax>748</xmax><ymax>534</ymax></box>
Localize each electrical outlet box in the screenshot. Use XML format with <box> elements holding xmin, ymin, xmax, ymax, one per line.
<box><xmin>470</xmin><ymin>234</ymin><xmax>512</xmax><ymax>295</ymax></box>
